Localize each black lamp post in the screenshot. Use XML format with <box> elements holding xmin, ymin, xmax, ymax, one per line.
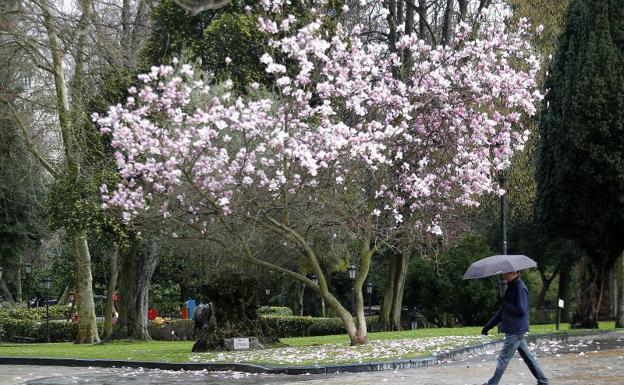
<box><xmin>347</xmin><ymin>264</ymin><xmax>357</xmax><ymax>316</ymax></box>
<box><xmin>310</xmin><ymin>275</ymin><xmax>319</xmax><ymax>316</ymax></box>
<box><xmin>24</xmin><ymin>263</ymin><xmax>32</xmax><ymax>308</ymax></box>
<box><xmin>265</xmin><ymin>288</ymin><xmax>271</xmax><ymax>306</ymax></box>
<box><xmin>499</xmin><ymin>172</ymin><xmax>509</xmax><ymax>296</ymax></box>
<box><xmin>365</xmin><ymin>282</ymin><xmax>373</xmax><ymax>316</ymax></box>
<box><xmin>44</xmin><ymin>277</ymin><xmax>52</xmax><ymax>343</ymax></box>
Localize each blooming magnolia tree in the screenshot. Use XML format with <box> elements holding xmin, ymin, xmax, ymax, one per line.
<box><xmin>95</xmin><ymin>1</ymin><xmax>542</xmax><ymax>345</ymax></box>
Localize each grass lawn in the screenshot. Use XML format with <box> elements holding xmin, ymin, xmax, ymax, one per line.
<box><xmin>0</xmin><ymin>322</ymin><xmax>616</xmax><ymax>366</ymax></box>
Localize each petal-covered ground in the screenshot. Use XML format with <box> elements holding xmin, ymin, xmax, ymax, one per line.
<box><xmin>190</xmin><ymin>335</ymin><xmax>493</xmax><ymax>365</ymax></box>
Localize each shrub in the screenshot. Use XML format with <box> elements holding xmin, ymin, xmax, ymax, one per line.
<box><xmin>261</xmin><ymin>315</ymin><xmax>379</xmax><ymax>338</ymax></box>
<box><xmin>257</xmin><ymin>306</ymin><xmax>293</xmax><ymax>316</ymax></box>
<box><xmin>148</xmin><ymin>319</ymin><xmax>195</xmax><ymax>341</ymax></box>
<box><xmin>150</xmin><ymin>302</ymin><xmax>183</xmax><ymax>318</ymax></box>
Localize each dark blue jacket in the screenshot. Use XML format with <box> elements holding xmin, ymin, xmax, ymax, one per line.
<box><xmin>484</xmin><ymin>277</ymin><xmax>529</xmax><ymax>334</ymax></box>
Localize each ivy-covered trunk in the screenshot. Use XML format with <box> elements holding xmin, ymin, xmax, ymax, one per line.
<box><xmin>73</xmin><ymin>233</ymin><xmax>100</xmax><ymax>343</ymax></box>
<box><xmin>378</xmin><ymin>254</ymin><xmax>397</xmax><ymax>331</ymax></box>
<box><xmin>615</xmin><ymin>254</ymin><xmax>624</xmax><ymax>328</ymax></box>
<box><xmin>118</xmin><ymin>240</ymin><xmax>159</xmax><ymax>340</ymax></box>
<box><xmin>573</xmin><ymin>258</ymin><xmax>608</xmax><ymax>329</ymax></box>
<box><xmin>389</xmin><ymin>250</ymin><xmax>409</xmax><ymax>330</ymax></box>
<box><xmin>103</xmin><ymin>247</ymin><xmax>119</xmax><ymax>340</ymax></box>
<box><xmin>192</xmin><ymin>273</ymin><xmax>273</xmax><ymax>352</ymax></box>
<box><xmin>558</xmin><ymin>259</ymin><xmax>572</xmax><ymax>322</ymax></box>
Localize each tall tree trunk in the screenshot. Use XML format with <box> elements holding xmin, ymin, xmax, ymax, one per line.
<box><xmin>103</xmin><ymin>247</ymin><xmax>119</xmax><ymax>340</ymax></box>
<box><xmin>41</xmin><ymin>0</ymin><xmax>99</xmax><ymax>343</ymax></box>
<box><xmin>73</xmin><ymin>233</ymin><xmax>100</xmax><ymax>343</ymax></box>
<box><xmin>378</xmin><ymin>254</ymin><xmax>398</xmax><ymax>330</ymax></box>
<box><xmin>573</xmin><ymin>258</ymin><xmax>607</xmax><ymax>328</ymax></box>
<box><xmin>558</xmin><ymin>259</ymin><xmax>572</xmax><ymax>322</ymax></box>
<box><xmin>615</xmin><ymin>253</ymin><xmax>624</xmax><ymax>328</ymax></box>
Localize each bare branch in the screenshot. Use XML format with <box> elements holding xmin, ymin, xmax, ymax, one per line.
<box><xmin>172</xmin><ymin>0</ymin><xmax>231</xmax><ymax>16</ymax></box>
<box><xmin>6</xmin><ymin>101</ymin><xmax>60</xmax><ymax>178</ymax></box>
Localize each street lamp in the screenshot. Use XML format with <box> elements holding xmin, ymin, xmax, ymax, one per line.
<box><xmin>499</xmin><ymin>172</ymin><xmax>509</xmax><ymax>296</ymax></box>
<box><xmin>265</xmin><ymin>288</ymin><xmax>271</xmax><ymax>306</ymax></box>
<box><xmin>347</xmin><ymin>264</ymin><xmax>357</xmax><ymax>316</ymax></box>
<box><xmin>43</xmin><ymin>277</ymin><xmax>52</xmax><ymax>343</ymax></box>
<box><xmin>365</xmin><ymin>282</ymin><xmax>373</xmax><ymax>316</ymax></box>
<box><xmin>24</xmin><ymin>263</ymin><xmax>32</xmax><ymax>308</ymax></box>
<box><xmin>0</xmin><ymin>266</ymin><xmax>4</xmax><ymax>280</ymax></box>
<box><xmin>310</xmin><ymin>274</ymin><xmax>319</xmax><ymax>286</ymax></box>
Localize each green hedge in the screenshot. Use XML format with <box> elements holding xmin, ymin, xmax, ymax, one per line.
<box><xmin>261</xmin><ymin>315</ymin><xmax>379</xmax><ymax>338</ymax></box>
<box><xmin>0</xmin><ymin>318</ymin><xmax>104</xmax><ymax>343</ymax></box>
<box><xmin>0</xmin><ymin>304</ymin><xmax>73</xmax><ymax>322</ymax></box>
<box><xmin>257</xmin><ymin>306</ymin><xmax>293</xmax><ymax>316</ymax></box>
<box><xmin>145</xmin><ymin>316</ymin><xmax>380</xmax><ymax>341</ymax></box>
<box><xmin>1</xmin><ymin>303</ymin><xmax>378</xmax><ymax>342</ymax></box>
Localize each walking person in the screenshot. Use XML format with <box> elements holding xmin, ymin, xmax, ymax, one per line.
<box><xmin>481</xmin><ymin>271</ymin><xmax>549</xmax><ymax>385</ymax></box>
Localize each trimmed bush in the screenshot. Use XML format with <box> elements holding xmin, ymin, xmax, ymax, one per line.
<box><xmin>258</xmin><ymin>306</ymin><xmax>293</xmax><ymax>316</ymax></box>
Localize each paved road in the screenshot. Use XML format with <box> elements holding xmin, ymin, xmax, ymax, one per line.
<box><xmin>1</xmin><ymin>334</ymin><xmax>622</xmax><ymax>385</ymax></box>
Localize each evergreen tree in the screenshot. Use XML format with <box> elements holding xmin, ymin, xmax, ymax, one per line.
<box><xmin>536</xmin><ymin>0</ymin><xmax>624</xmax><ymax>328</ymax></box>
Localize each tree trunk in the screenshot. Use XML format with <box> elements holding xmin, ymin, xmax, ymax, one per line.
<box><xmin>390</xmin><ymin>250</ymin><xmax>409</xmax><ymax>330</ymax></box>
<box><xmin>103</xmin><ymin>247</ymin><xmax>119</xmax><ymax>340</ymax></box>
<box><xmin>558</xmin><ymin>259</ymin><xmax>572</xmax><ymax>322</ymax></box>
<box><xmin>180</xmin><ymin>284</ymin><xmax>189</xmax><ymax>303</ymax></box>
<box><xmin>378</xmin><ymin>254</ymin><xmax>398</xmax><ymax>330</ymax></box>
<box><xmin>615</xmin><ymin>253</ymin><xmax>624</xmax><ymax>328</ymax></box>
<box><xmin>418</xmin><ymin>0</ymin><xmax>427</xmax><ymax>39</ymax></box>
<box><xmin>132</xmin><ymin>242</ymin><xmax>159</xmax><ymax>340</ymax></box>
<box><xmin>298</xmin><ymin>282</ymin><xmax>305</xmax><ymax>316</ymax></box>
<box><xmin>573</xmin><ymin>258</ymin><xmax>607</xmax><ymax>328</ymax></box>
<box><xmin>441</xmin><ymin>0</ymin><xmax>454</xmax><ymax>46</ymax></box>
<box><xmin>118</xmin><ymin>245</ymin><xmax>136</xmax><ymax>337</ymax></box>
<box><xmin>0</xmin><ymin>278</ymin><xmax>15</xmax><ymax>305</ymax></box>
<box><xmin>458</xmin><ymin>0</ymin><xmax>468</xmax><ymax>22</ymax></box>
<box><xmin>536</xmin><ymin>267</ymin><xmax>558</xmax><ymax>310</ymax></box>
<box><xmin>320</xmin><ymin>297</ymin><xmax>326</xmax><ymax>317</ymax></box>
<box><xmin>73</xmin><ymin>233</ymin><xmax>100</xmax><ymax>343</ymax></box>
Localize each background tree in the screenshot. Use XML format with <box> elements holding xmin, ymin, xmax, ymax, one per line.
<box><xmin>536</xmin><ymin>0</ymin><xmax>624</xmax><ymax>328</ymax></box>
<box><xmin>0</xmin><ymin>43</ymin><xmax>48</xmax><ymax>306</ymax></box>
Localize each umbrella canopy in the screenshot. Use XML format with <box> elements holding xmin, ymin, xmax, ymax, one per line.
<box><xmin>463</xmin><ymin>254</ymin><xmax>537</xmax><ymax>280</ymax></box>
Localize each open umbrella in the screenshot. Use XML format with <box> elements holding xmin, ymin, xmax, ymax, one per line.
<box><xmin>463</xmin><ymin>254</ymin><xmax>537</xmax><ymax>280</ymax></box>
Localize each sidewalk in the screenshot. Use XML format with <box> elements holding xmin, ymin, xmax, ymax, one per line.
<box><xmin>1</xmin><ymin>332</ymin><xmax>622</xmax><ymax>385</ymax></box>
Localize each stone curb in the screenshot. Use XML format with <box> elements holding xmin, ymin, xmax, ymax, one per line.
<box><xmin>0</xmin><ymin>330</ymin><xmax>619</xmax><ymax>375</ymax></box>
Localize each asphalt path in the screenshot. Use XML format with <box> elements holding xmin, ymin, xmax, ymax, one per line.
<box><xmin>1</xmin><ymin>333</ymin><xmax>622</xmax><ymax>385</ymax></box>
